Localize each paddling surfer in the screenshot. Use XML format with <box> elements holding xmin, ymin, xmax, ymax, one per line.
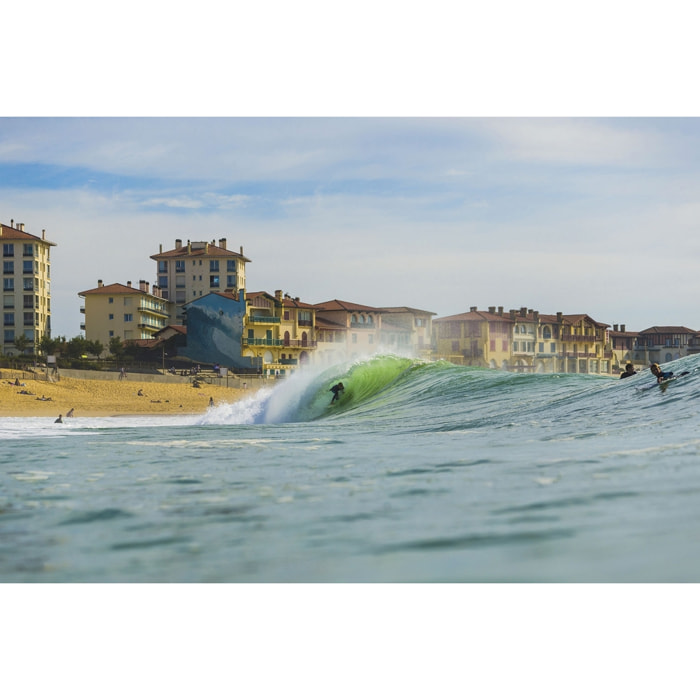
<box><xmin>650</xmin><ymin>362</ymin><xmax>673</xmax><ymax>383</ymax></box>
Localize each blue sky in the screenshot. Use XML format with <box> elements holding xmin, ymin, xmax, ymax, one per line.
<box><xmin>3</xmin><ymin>3</ymin><xmax>700</xmax><ymax>340</ymax></box>
<box><xmin>2</xmin><ymin>117</ymin><xmax>700</xmax><ymax>338</ymax></box>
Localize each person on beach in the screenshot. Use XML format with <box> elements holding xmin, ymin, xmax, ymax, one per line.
<box><xmin>330</xmin><ymin>382</ymin><xmax>344</xmax><ymax>404</ymax></box>
<box><xmin>619</xmin><ymin>363</ymin><xmax>637</xmax><ymax>379</ymax></box>
<box><xmin>209</xmin><ymin>397</ymin><xmax>214</xmax><ymax>407</ymax></box>
<box><xmin>137</xmin><ymin>389</ymin><xmax>144</xmax><ymax>396</ymax></box>
<box><xmin>650</xmin><ymin>363</ymin><xmax>673</xmax><ymax>383</ymax></box>
<box><xmin>66</xmin><ymin>408</ymin><xmax>74</xmax><ymax>418</ymax></box>
<box><xmin>55</xmin><ymin>414</ymin><xmax>63</xmax><ymax>423</ymax></box>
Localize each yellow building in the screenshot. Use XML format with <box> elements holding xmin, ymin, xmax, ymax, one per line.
<box><xmin>79</xmin><ymin>279</ymin><xmax>171</xmax><ymax>351</ymax></box>
<box><xmin>151</xmin><ymin>238</ymin><xmax>250</xmax><ymax>324</ymax></box>
<box><xmin>241</xmin><ymin>290</ymin><xmax>317</xmax><ymax>376</ymax></box>
<box><xmin>313</xmin><ymin>299</ymin><xmax>382</xmax><ymax>363</ymax></box>
<box><xmin>433</xmin><ymin>307</ymin><xmax>513</xmax><ymax>369</ymax></box>
<box><xmin>1</xmin><ymin>220</ymin><xmax>56</xmax><ymax>356</ymax></box>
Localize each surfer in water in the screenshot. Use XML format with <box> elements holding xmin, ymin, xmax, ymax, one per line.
<box><xmin>650</xmin><ymin>362</ymin><xmax>673</xmax><ymax>383</ymax></box>
<box><xmin>620</xmin><ymin>363</ymin><xmax>637</xmax><ymax>379</ymax></box>
<box><xmin>330</xmin><ymin>382</ymin><xmax>344</xmax><ymax>404</ymax></box>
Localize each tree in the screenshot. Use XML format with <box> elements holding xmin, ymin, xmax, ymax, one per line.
<box><xmin>109</xmin><ymin>336</ymin><xmax>124</xmax><ymax>359</ymax></box>
<box><xmin>12</xmin><ymin>334</ymin><xmax>29</xmax><ymax>355</ymax></box>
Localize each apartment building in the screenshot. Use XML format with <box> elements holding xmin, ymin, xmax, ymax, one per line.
<box><xmin>79</xmin><ymin>279</ymin><xmax>170</xmax><ymax>350</ymax></box>
<box><xmin>379</xmin><ymin>306</ymin><xmax>436</xmax><ymax>358</ymax></box>
<box><xmin>433</xmin><ymin>306</ymin><xmax>613</xmax><ymax>374</ymax></box>
<box><xmin>313</xmin><ymin>299</ymin><xmax>383</xmax><ymax>363</ymax></box>
<box><xmin>1</xmin><ymin>220</ymin><xmax>56</xmax><ymax>356</ymax></box>
<box><xmin>151</xmin><ymin>238</ymin><xmax>250</xmax><ymax>324</ymax></box>
<box><xmin>635</xmin><ymin>326</ymin><xmax>697</xmax><ymax>364</ymax></box>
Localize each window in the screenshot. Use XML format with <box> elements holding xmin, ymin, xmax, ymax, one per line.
<box><xmin>175</xmin><ymin>275</ymin><xmax>186</xmax><ymax>288</ymax></box>
<box><xmin>24</xmin><ymin>312</ymin><xmax>33</xmax><ymax>326</ymax></box>
<box><xmin>4</xmin><ymin>312</ymin><xmax>14</xmax><ymax>326</ymax></box>
<box><xmin>4</xmin><ymin>329</ymin><xmax>14</xmax><ymax>342</ymax></box>
<box><xmin>23</xmin><ymin>295</ymin><xmax>33</xmax><ymax>309</ymax></box>
<box><xmin>210</xmin><ymin>275</ymin><xmax>220</xmax><ymax>288</ymax></box>
<box><xmin>3</xmin><ymin>244</ymin><xmax>14</xmax><ymax>257</ymax></box>
<box><xmin>175</xmin><ymin>261</ymin><xmax>186</xmax><ymax>272</ymax></box>
<box><xmin>23</xmin><ymin>279</ymin><xmax>33</xmax><ymax>291</ymax></box>
<box><xmin>23</xmin><ymin>260</ymin><xmax>33</xmax><ymax>274</ymax></box>
<box><xmin>109</xmin><ymin>330</ymin><xmax>114</xmax><ymax>337</ymax></box>
<box><xmin>227</xmin><ymin>260</ymin><xmax>236</xmax><ymax>272</ymax></box>
<box><xmin>158</xmin><ymin>261</ymin><xmax>168</xmax><ymax>273</ymax></box>
<box><xmin>284</xmin><ymin>311</ymin><xmax>290</xmax><ymax>320</ymax></box>
<box><xmin>124</xmin><ymin>314</ymin><xmax>133</xmax><ymax>322</ymax></box>
<box><xmin>210</xmin><ymin>260</ymin><xmax>219</xmax><ymax>272</ymax></box>
<box><xmin>226</xmin><ymin>275</ymin><xmax>236</xmax><ymax>288</ymax></box>
<box><xmin>551</xmin><ymin>342</ymin><xmax>556</xmax><ymax>353</ymax></box>
<box><xmin>23</xmin><ymin>244</ymin><xmax>33</xmax><ymax>256</ymax></box>
<box><xmin>109</xmin><ymin>314</ymin><xmax>114</xmax><ymax>320</ymax></box>
<box><xmin>539</xmin><ymin>342</ymin><xmax>544</xmax><ymax>353</ymax></box>
<box><xmin>109</xmin><ymin>297</ymin><xmax>114</xmax><ymax>304</ymax></box>
<box><xmin>3</xmin><ymin>279</ymin><xmax>14</xmax><ymax>291</ymax></box>
<box><xmin>3</xmin><ymin>295</ymin><xmax>14</xmax><ymax>308</ymax></box>
<box><xmin>3</xmin><ymin>261</ymin><xmax>13</xmax><ymax>274</ymax></box>
<box><xmin>158</xmin><ymin>276</ymin><xmax>168</xmax><ymax>288</ymax></box>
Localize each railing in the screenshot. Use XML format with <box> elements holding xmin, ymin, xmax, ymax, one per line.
<box><xmin>248</xmin><ymin>315</ymin><xmax>281</xmax><ymax>324</ymax></box>
<box><xmin>350</xmin><ymin>322</ymin><xmax>375</xmax><ymax>329</ymax></box>
<box><xmin>241</xmin><ymin>338</ymin><xmax>317</xmax><ymax>348</ymax></box>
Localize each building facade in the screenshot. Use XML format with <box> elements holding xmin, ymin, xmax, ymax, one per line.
<box><xmin>1</xmin><ymin>220</ymin><xmax>56</xmax><ymax>356</ymax></box>
<box><xmin>433</xmin><ymin>306</ymin><xmax>613</xmax><ymax>374</ymax></box>
<box><xmin>151</xmin><ymin>238</ymin><xmax>250</xmax><ymax>325</ymax></box>
<box><xmin>79</xmin><ymin>280</ymin><xmax>170</xmax><ymax>351</ymax></box>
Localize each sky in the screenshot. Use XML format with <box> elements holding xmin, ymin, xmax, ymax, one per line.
<box><xmin>2</xmin><ymin>116</ymin><xmax>700</xmax><ymax>338</ymax></box>
<box><xmin>3</xmin><ymin>2</ymin><xmax>700</xmax><ymax>344</ymax></box>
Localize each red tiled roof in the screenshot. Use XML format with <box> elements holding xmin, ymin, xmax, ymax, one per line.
<box><xmin>151</xmin><ymin>242</ymin><xmax>250</xmax><ymax>261</ymax></box>
<box><xmin>79</xmin><ymin>282</ymin><xmax>150</xmax><ymax>296</ymax></box>
<box><xmin>314</xmin><ymin>299</ymin><xmax>380</xmax><ymax>312</ymax></box>
<box><xmin>0</xmin><ymin>223</ymin><xmax>57</xmax><ymax>246</ymax></box>
<box><xmin>638</xmin><ymin>326</ymin><xmax>697</xmax><ymax>334</ymax></box>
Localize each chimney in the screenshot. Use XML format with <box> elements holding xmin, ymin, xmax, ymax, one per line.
<box><xmin>42</xmin><ymin>229</ymin><xmax>46</xmax><ymax>240</ymax></box>
<box><xmin>175</xmin><ymin>239</ymin><xmax>182</xmax><ymax>249</ymax></box>
<box><xmin>557</xmin><ymin>312</ymin><xmax>563</xmax><ymax>323</ymax></box>
<box><xmin>240</xmin><ymin>245</ymin><xmax>244</xmax><ymax>255</ymax></box>
<box><xmin>10</xmin><ymin>219</ymin><xmax>13</xmax><ymax>227</ymax></box>
<box><xmin>187</xmin><ymin>241</ymin><xmax>191</xmax><ymax>254</ymax></box>
<box><xmin>621</xmin><ymin>324</ymin><xmax>626</xmax><ymax>333</ymax></box>
<box><xmin>533</xmin><ymin>311</ymin><xmax>539</xmax><ymax>323</ymax></box>
<box><xmin>520</xmin><ymin>307</ymin><xmax>527</xmax><ymax>316</ymax></box>
<box><xmin>613</xmin><ymin>324</ymin><xmax>619</xmax><ymax>332</ymax></box>
<box><xmin>219</xmin><ymin>238</ymin><xmax>227</xmax><ymax>250</ymax></box>
<box><xmin>205</xmin><ymin>243</ymin><xmax>209</xmax><ymax>253</ymax></box>
<box><xmin>470</xmin><ymin>306</ymin><xmax>477</xmax><ymax>312</ymax></box>
<box><xmin>98</xmin><ymin>279</ymin><xmax>103</xmax><ymax>287</ymax></box>
<box><xmin>139</xmin><ymin>280</ymin><xmax>149</xmax><ymax>293</ymax></box>
<box><xmin>159</xmin><ymin>244</ymin><xmax>163</xmax><ymax>253</ymax></box>
<box><xmin>18</xmin><ymin>223</ymin><xmax>24</xmax><ymax>231</ymax></box>
<box><xmin>510</xmin><ymin>310</ymin><xmax>516</xmax><ymax>320</ymax></box>
<box><xmin>127</xmin><ymin>280</ymin><xmax>132</xmax><ymax>287</ymax></box>
<box><xmin>488</xmin><ymin>306</ymin><xmax>496</xmax><ymax>314</ymax></box>
<box><xmin>275</xmin><ymin>290</ymin><xmax>283</xmax><ymax>301</ymax></box>
<box><xmin>498</xmin><ymin>306</ymin><xmax>504</xmax><ymax>315</ymax></box>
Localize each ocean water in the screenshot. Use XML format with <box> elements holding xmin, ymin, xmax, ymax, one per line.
<box><xmin>3</xmin><ymin>352</ymin><xmax>700</xmax><ymax>583</ymax></box>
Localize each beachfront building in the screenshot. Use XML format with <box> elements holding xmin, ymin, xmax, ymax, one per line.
<box><xmin>379</xmin><ymin>306</ymin><xmax>436</xmax><ymax>359</ymax></box>
<box><xmin>433</xmin><ymin>307</ymin><xmax>514</xmax><ymax>370</ymax></box>
<box><xmin>1</xmin><ymin>220</ymin><xmax>56</xmax><ymax>356</ymax></box>
<box><xmin>181</xmin><ymin>290</ymin><xmax>255</xmax><ymax>370</ymax></box>
<box><xmin>609</xmin><ymin>324</ymin><xmax>639</xmax><ymax>372</ymax></box>
<box><xmin>151</xmin><ymin>238</ymin><xmax>250</xmax><ymax>325</ymax></box>
<box><xmin>433</xmin><ymin>306</ymin><xmax>614</xmax><ymax>375</ymax></box>
<box><xmin>634</xmin><ymin>326</ymin><xmax>697</xmax><ymax>364</ymax></box>
<box><xmin>550</xmin><ymin>312</ymin><xmax>611</xmax><ymax>374</ymax></box>
<box><xmin>79</xmin><ymin>280</ymin><xmax>171</xmax><ymax>351</ymax></box>
<box><xmin>241</xmin><ymin>290</ymin><xmax>317</xmax><ymax>376</ymax></box>
<box><xmin>313</xmin><ymin>299</ymin><xmax>383</xmax><ymax>363</ymax></box>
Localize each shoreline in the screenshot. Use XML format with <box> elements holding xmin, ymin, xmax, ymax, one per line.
<box><xmin>0</xmin><ymin>370</ymin><xmax>253</xmax><ymax>418</ymax></box>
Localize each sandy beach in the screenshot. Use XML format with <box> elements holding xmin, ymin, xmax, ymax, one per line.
<box><xmin>0</xmin><ymin>369</ymin><xmax>252</xmax><ymax>417</ymax></box>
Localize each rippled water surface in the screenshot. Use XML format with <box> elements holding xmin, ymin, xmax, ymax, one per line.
<box><xmin>3</xmin><ymin>354</ymin><xmax>700</xmax><ymax>582</ymax></box>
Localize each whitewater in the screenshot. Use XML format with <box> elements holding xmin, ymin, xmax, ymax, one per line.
<box><xmin>3</xmin><ymin>352</ymin><xmax>700</xmax><ymax>582</ymax></box>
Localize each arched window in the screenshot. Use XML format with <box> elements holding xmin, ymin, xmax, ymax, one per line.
<box><xmin>352</xmin><ymin>314</ymin><xmax>358</xmax><ymax>324</ymax></box>
<box><xmin>284</xmin><ymin>331</ymin><xmax>290</xmax><ymax>346</ymax></box>
<box><xmin>302</xmin><ymin>331</ymin><xmax>308</xmax><ymax>347</ymax></box>
<box><xmin>542</xmin><ymin>326</ymin><xmax>552</xmax><ymax>339</ymax></box>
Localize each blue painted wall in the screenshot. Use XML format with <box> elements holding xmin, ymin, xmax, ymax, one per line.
<box><xmin>182</xmin><ymin>293</ymin><xmax>256</xmax><ymax>369</ymax></box>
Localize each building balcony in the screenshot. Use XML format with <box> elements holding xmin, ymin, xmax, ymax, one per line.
<box><xmin>248</xmin><ymin>315</ymin><xmax>281</xmax><ymax>324</ymax></box>
<box><xmin>137</xmin><ymin>304</ymin><xmax>169</xmax><ymax>317</ymax></box>
<box><xmin>282</xmin><ymin>340</ymin><xmax>317</xmax><ymax>348</ymax></box>
<box><xmin>350</xmin><ymin>322</ymin><xmax>375</xmax><ymax>329</ymax></box>
<box><xmin>279</xmin><ymin>358</ymin><xmax>298</xmax><ymax>365</ymax></box>
<box><xmin>243</xmin><ymin>337</ymin><xmax>285</xmax><ymax>347</ymax></box>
